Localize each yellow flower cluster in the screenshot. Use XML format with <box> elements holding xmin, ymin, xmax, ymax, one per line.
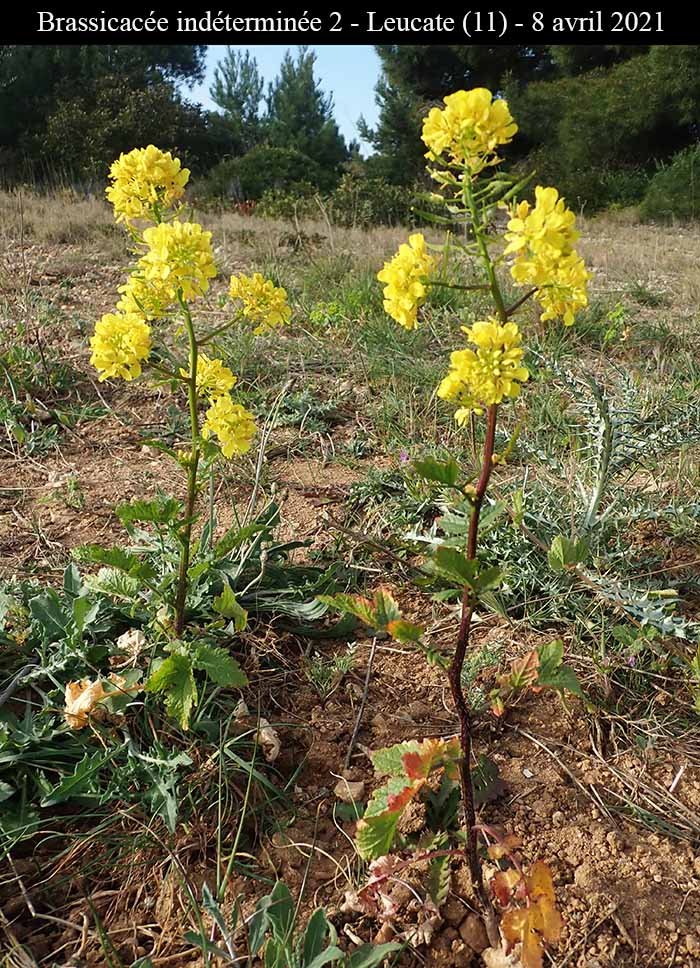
<box><xmin>201</xmin><ymin>394</ymin><xmax>256</xmax><ymax>458</ymax></box>
<box><xmin>505</xmin><ymin>187</ymin><xmax>590</xmax><ymax>326</ymax></box>
<box><xmin>437</xmin><ymin>319</ymin><xmax>529</xmax><ymax>424</ymax></box>
<box><xmin>229</xmin><ymin>273</ymin><xmax>292</xmax><ymax>334</ymax></box>
<box><xmin>422</xmin><ymin>88</ymin><xmax>517</xmax><ymax>175</ymax></box>
<box><xmin>377</xmin><ymin>233</ymin><xmax>436</xmax><ymax>330</ymax></box>
<box><xmin>140</xmin><ymin>221</ymin><xmax>217</xmax><ymax>303</ymax></box>
<box><xmin>89</xmin><ymin>312</ymin><xmax>152</xmax><ymax>381</ymax></box>
<box><xmin>116</xmin><ymin>272</ymin><xmax>173</xmax><ymax>320</ymax></box>
<box><xmin>106</xmin><ymin>145</ymin><xmax>189</xmax><ymax>224</ymax></box>
<box><xmin>181</xmin><ymin>353</ymin><xmax>237</xmax><ymax>399</ymax></box>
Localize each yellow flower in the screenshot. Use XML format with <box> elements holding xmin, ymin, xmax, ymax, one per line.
<box><xmin>505</xmin><ymin>187</ymin><xmax>579</xmax><ymax>262</ymax></box>
<box><xmin>422</xmin><ymin>88</ymin><xmax>517</xmax><ymax>173</ymax></box>
<box><xmin>533</xmin><ymin>252</ymin><xmax>590</xmax><ymax>327</ymax></box>
<box><xmin>90</xmin><ymin>312</ymin><xmax>152</xmax><ymax>381</ymax></box>
<box><xmin>201</xmin><ymin>394</ymin><xmax>256</xmax><ymax>458</ymax></box>
<box><xmin>106</xmin><ymin>145</ymin><xmax>189</xmax><ymax>224</ymax></box>
<box><xmin>437</xmin><ymin>318</ymin><xmax>529</xmax><ymax>421</ymax></box>
<box><xmin>505</xmin><ymin>187</ymin><xmax>590</xmax><ymax>327</ymax></box>
<box><xmin>180</xmin><ymin>353</ymin><xmax>237</xmax><ymax>399</ymax></box>
<box><xmin>116</xmin><ymin>272</ymin><xmax>173</xmax><ymax>320</ymax></box>
<box><xmin>229</xmin><ymin>273</ymin><xmax>292</xmax><ymax>334</ymax></box>
<box><xmin>140</xmin><ymin>221</ymin><xmax>217</xmax><ymax>302</ymax></box>
<box><xmin>377</xmin><ymin>233</ymin><xmax>436</xmax><ymax>330</ymax></box>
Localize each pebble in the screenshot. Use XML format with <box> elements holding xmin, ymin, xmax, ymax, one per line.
<box><xmin>333</xmin><ymin>778</ymin><xmax>365</xmax><ymax>803</ymax></box>
<box><xmin>458</xmin><ymin>914</ymin><xmax>489</xmax><ymax>953</ymax></box>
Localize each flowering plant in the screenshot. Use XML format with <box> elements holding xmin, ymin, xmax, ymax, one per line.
<box><xmin>91</xmin><ymin>146</ymin><xmax>291</xmax><ymax>639</ymax></box>
<box><xmin>326</xmin><ymin>89</ymin><xmax>588</xmax><ymax>964</ymax></box>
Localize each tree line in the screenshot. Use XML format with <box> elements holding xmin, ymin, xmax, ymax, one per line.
<box><xmin>2</xmin><ymin>44</ymin><xmax>699</xmax><ymax>217</ymax></box>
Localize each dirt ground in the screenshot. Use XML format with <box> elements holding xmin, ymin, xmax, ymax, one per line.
<box><xmin>2</xmin><ymin>215</ymin><xmax>700</xmax><ymax>967</ymax></box>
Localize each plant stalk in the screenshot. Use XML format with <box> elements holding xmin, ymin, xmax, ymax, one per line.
<box><xmin>174</xmin><ymin>295</ymin><xmax>201</xmax><ymax>636</ymax></box>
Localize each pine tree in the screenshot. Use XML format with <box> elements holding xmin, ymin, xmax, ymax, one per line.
<box><xmin>265</xmin><ymin>46</ymin><xmax>348</xmax><ymax>189</ymax></box>
<box><xmin>209</xmin><ymin>47</ymin><xmax>264</xmax><ymax>153</ymax></box>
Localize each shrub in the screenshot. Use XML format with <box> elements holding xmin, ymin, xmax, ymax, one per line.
<box><xmin>195</xmin><ymin>145</ymin><xmax>323</xmax><ymax>203</ymax></box>
<box><xmin>327</xmin><ymin>173</ymin><xmax>414</xmax><ymax>227</ymax></box>
<box><xmin>640</xmin><ymin>144</ymin><xmax>700</xmax><ymax>221</ymax></box>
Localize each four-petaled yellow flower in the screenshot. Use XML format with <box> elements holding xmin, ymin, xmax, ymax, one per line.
<box><xmin>116</xmin><ymin>272</ymin><xmax>173</xmax><ymax>320</ymax></box>
<box><xmin>505</xmin><ymin>186</ymin><xmax>590</xmax><ymax>327</ymax></box>
<box><xmin>377</xmin><ymin>233</ymin><xmax>435</xmax><ymax>330</ymax></box>
<box><xmin>201</xmin><ymin>394</ymin><xmax>257</xmax><ymax>458</ymax></box>
<box><xmin>106</xmin><ymin>145</ymin><xmax>189</xmax><ymax>224</ymax></box>
<box><xmin>422</xmin><ymin>88</ymin><xmax>517</xmax><ymax>175</ymax></box>
<box><xmin>90</xmin><ymin>312</ymin><xmax>152</xmax><ymax>381</ymax></box>
<box><xmin>438</xmin><ymin>319</ymin><xmax>529</xmax><ymax>424</ymax></box>
<box><xmin>140</xmin><ymin>221</ymin><xmax>217</xmax><ymax>303</ymax></box>
<box><xmin>229</xmin><ymin>273</ymin><xmax>292</xmax><ymax>334</ymax></box>
<box><xmin>180</xmin><ymin>353</ymin><xmax>237</xmax><ymax>399</ymax></box>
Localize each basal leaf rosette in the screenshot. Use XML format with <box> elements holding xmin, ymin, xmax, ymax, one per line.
<box><xmin>106</xmin><ymin>145</ymin><xmax>190</xmax><ymax>225</ymax></box>
<box><xmin>422</xmin><ymin>88</ymin><xmax>517</xmax><ymax>178</ymax></box>
<box><xmin>377</xmin><ymin>233</ymin><xmax>436</xmax><ymax>330</ymax></box>
<box><xmin>437</xmin><ymin>318</ymin><xmax>529</xmax><ymax>425</ymax></box>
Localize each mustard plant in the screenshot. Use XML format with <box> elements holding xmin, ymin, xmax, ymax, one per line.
<box><xmin>323</xmin><ymin>88</ymin><xmax>589</xmax><ymax>964</ymax></box>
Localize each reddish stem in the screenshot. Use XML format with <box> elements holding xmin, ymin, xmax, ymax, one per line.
<box><xmin>448</xmin><ymin>403</ymin><xmax>499</xmax><ymax>922</ymax></box>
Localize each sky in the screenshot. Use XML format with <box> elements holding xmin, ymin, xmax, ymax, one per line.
<box><xmin>190</xmin><ymin>45</ymin><xmax>381</xmax><ymax>151</ymax></box>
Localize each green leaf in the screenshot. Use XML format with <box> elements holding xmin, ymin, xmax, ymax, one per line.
<box><xmin>345</xmin><ymin>943</ymin><xmax>401</xmax><ymax>967</ymax></box>
<box><xmin>29</xmin><ymin>590</ymin><xmax>69</xmax><ymax>642</ymax></box>
<box><xmin>88</xmin><ymin>568</ymin><xmax>140</xmax><ymax>601</ymax></box>
<box><xmin>63</xmin><ymin>562</ymin><xmax>82</xmax><ymax>597</ymax></box>
<box><xmin>263</xmin><ymin>881</ymin><xmax>295</xmax><ymax>942</ymax></box>
<box><xmin>426</xmin><ymin>547</ymin><xmax>502</xmax><ymax>594</ymax></box>
<box><xmin>213</xmin><ymin>582</ymin><xmax>248</xmax><ymax>631</ymax></box>
<box><xmin>317</xmin><ymin>589</ymin><xmax>401</xmax><ymax>631</ymax></box>
<box><xmin>385</xmin><ymin>619</ymin><xmax>423</xmax><ymax>644</ymax></box>
<box><xmin>412</xmin><ymin>456</ymin><xmax>461</xmax><ymax>487</ymax></box>
<box><xmin>536</xmin><ymin>640</ymin><xmax>584</xmax><ymax>697</ymax></box>
<box><xmin>75</xmin><ymin>545</ymin><xmax>155</xmax><ymax>581</ymax></box>
<box><xmin>72</xmin><ymin>596</ymin><xmax>99</xmax><ymax>634</ymax></box>
<box><xmin>356</xmin><ymin>804</ymin><xmax>403</xmax><ymax>860</ymax></box>
<box><xmin>428</xmin><ymin>853</ymin><xmax>451</xmax><ymax>908</ymax></box>
<box><xmin>191</xmin><ymin>644</ymin><xmax>248</xmax><ymax>688</ymax></box>
<box><xmin>371</xmin><ymin>741</ymin><xmax>423</xmax><ymax>778</ymax></box>
<box><xmin>548</xmin><ymin>535</ymin><xmax>589</xmax><ymax>573</ymax></box>
<box><xmin>146</xmin><ymin>654</ymin><xmax>197</xmax><ymax>730</ymax></box>
<box><xmin>41</xmin><ymin>750</ymin><xmax>114</xmax><ymax>806</ymax></box>
<box><xmin>303</xmin><ymin>907</ymin><xmax>333</xmax><ymax>963</ymax></box>
<box><xmin>116</xmin><ymin>497</ymin><xmax>182</xmax><ymax>528</ymax></box>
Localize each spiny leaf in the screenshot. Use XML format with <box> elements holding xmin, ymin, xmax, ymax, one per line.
<box><xmin>146</xmin><ymin>653</ymin><xmax>197</xmax><ymax>730</ymax></box>
<box><xmin>428</xmin><ymin>853</ymin><xmax>451</xmax><ymax>908</ymax></box>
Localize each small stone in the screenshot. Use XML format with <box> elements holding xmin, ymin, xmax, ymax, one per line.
<box><xmin>459</xmin><ymin>914</ymin><xmax>489</xmax><ymax>953</ymax></box>
<box><xmin>333</xmin><ymin>778</ymin><xmax>365</xmax><ymax>803</ymax></box>
<box><xmin>444</xmin><ymin>896</ymin><xmax>467</xmax><ymax>925</ymax></box>
<box><xmin>551</xmin><ymin>810</ymin><xmax>565</xmax><ymax>826</ymax></box>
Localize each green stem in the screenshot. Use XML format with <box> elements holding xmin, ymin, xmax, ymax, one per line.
<box><xmin>174</xmin><ymin>292</ymin><xmax>201</xmax><ymax>637</ymax></box>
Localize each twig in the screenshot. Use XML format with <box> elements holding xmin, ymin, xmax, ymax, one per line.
<box><xmin>344</xmin><ymin>637</ymin><xmax>378</xmax><ymax>770</ymax></box>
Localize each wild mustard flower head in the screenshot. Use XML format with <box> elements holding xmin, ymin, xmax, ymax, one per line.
<box><xmin>506</xmin><ymin>187</ymin><xmax>590</xmax><ymax>327</ymax></box>
<box><xmin>90</xmin><ymin>312</ymin><xmax>152</xmax><ymax>382</ymax></box>
<box><xmin>505</xmin><ymin>187</ymin><xmax>579</xmax><ymax>262</ymax></box>
<box><xmin>437</xmin><ymin>318</ymin><xmax>529</xmax><ymax>424</ymax></box>
<box><xmin>180</xmin><ymin>353</ymin><xmax>237</xmax><ymax>399</ymax></box>
<box><xmin>106</xmin><ymin>145</ymin><xmax>189</xmax><ymax>224</ymax></box>
<box><xmin>140</xmin><ymin>221</ymin><xmax>217</xmax><ymax>302</ymax></box>
<box><xmin>422</xmin><ymin>88</ymin><xmax>517</xmax><ymax>174</ymax></box>
<box><xmin>228</xmin><ymin>273</ymin><xmax>291</xmax><ymax>334</ymax></box>
<box><xmin>377</xmin><ymin>233</ymin><xmax>436</xmax><ymax>330</ymax></box>
<box><xmin>116</xmin><ymin>272</ymin><xmax>173</xmax><ymax>320</ymax></box>
<box><xmin>201</xmin><ymin>394</ymin><xmax>256</xmax><ymax>458</ymax></box>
